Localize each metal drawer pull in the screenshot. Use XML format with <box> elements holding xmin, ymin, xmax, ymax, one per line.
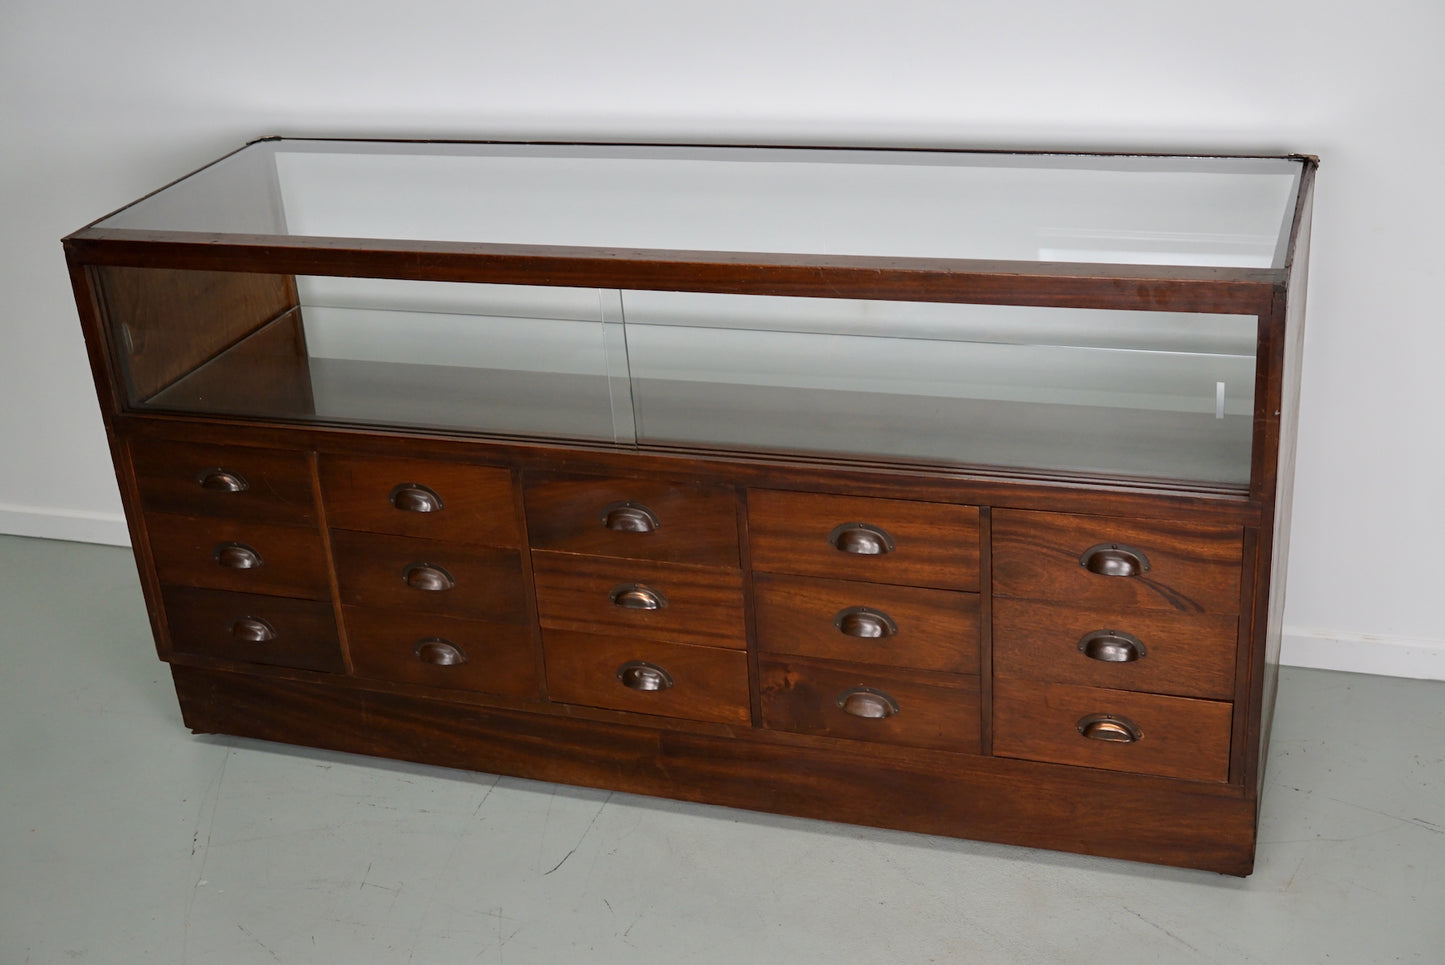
<box><xmin>836</xmin><ymin>687</ymin><xmax>901</xmax><ymax>719</ymax></box>
<box><xmin>1077</xmin><ymin>713</ymin><xmax>1142</xmax><ymax>743</ymax></box>
<box><xmin>829</xmin><ymin>522</ymin><xmax>895</xmax><ymax>556</ymax></box>
<box><xmin>403</xmin><ymin>563</ymin><xmax>455</xmax><ymax>592</ymax></box>
<box><xmin>215</xmin><ymin>542</ymin><xmax>263</xmax><ymax>569</ymax></box>
<box><xmin>833</xmin><ymin>606</ymin><xmax>898</xmax><ymax>639</ymax></box>
<box><xmin>1079</xmin><ymin>543</ymin><xmax>1151</xmax><ymax>578</ymax></box>
<box><xmin>230</xmin><ymin>616</ymin><xmax>276</xmax><ymax>643</ymax></box>
<box><xmin>198</xmin><ymin>469</ymin><xmax>248</xmax><ymax>492</ymax></box>
<box><xmin>602</xmin><ymin>502</ymin><xmax>660</xmax><ymax>533</ymax></box>
<box><xmin>616</xmin><ymin>660</ymin><xmax>674</xmax><ymax>692</ymax></box>
<box><xmin>1078</xmin><ymin>629</ymin><xmax>1146</xmax><ymax>663</ymax></box>
<box><xmin>414</xmin><ymin>637</ymin><xmax>466</xmax><ymax>666</ymax></box>
<box><xmin>609</xmin><ymin>583</ymin><xmax>667</xmax><ymax>610</ymax></box>
<box><xmin>389</xmin><ymin>483</ymin><xmax>444</xmax><ymax>513</ymax></box>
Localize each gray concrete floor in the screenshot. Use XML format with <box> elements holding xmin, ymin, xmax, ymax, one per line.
<box><xmin>1</xmin><ymin>533</ymin><xmax>1441</xmax><ymax>964</ymax></box>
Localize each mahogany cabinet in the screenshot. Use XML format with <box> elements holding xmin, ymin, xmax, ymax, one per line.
<box><xmin>64</xmin><ymin>139</ymin><xmax>1316</xmax><ymax>874</ymax></box>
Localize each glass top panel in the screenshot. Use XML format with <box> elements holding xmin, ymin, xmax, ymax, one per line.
<box><xmin>96</xmin><ymin>140</ymin><xmax>1303</xmax><ymax>269</ymax></box>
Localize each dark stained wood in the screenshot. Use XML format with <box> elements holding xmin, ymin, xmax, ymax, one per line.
<box><xmin>131</xmin><ymin>437</ymin><xmax>316</xmax><ymax>524</ymax></box>
<box><xmin>343</xmin><ymin>606</ymin><xmax>539</xmax><ymax>699</ymax></box>
<box><xmin>320</xmin><ymin>454</ymin><xmax>519</xmax><ymax>546</ymax></box>
<box><xmin>758</xmin><ymin>656</ymin><xmax>980</xmax><ymax>754</ymax></box>
<box><xmin>329</xmin><ymin>530</ymin><xmax>527</xmax><ymax>622</ymax></box>
<box><xmin>162</xmin><ymin>585</ymin><xmax>343</xmax><ymax>673</ymax></box>
<box><xmin>142</xmin><ymin>311</ymin><xmax>316</xmax><ymax>417</ymax></box>
<box><xmin>994</xmin><ymin>599</ymin><xmax>1239</xmax><ymax>700</ymax></box>
<box><xmin>749</xmin><ymin>490</ymin><xmax>979</xmax><ymax>590</ymax></box>
<box><xmin>993</xmin><ymin>679</ymin><xmax>1232</xmax><ymax>783</ymax></box>
<box><xmin>992</xmin><ymin>510</ymin><xmax>1243</xmax><ymax>614</ymax></box>
<box><xmin>542</xmin><ymin>630</ymin><xmax>751</xmax><ymax>725</ymax></box>
<box><xmin>524</xmin><ymin>475</ymin><xmax>740</xmax><ymax>567</ymax></box>
<box><xmin>753</xmin><ymin>573</ymin><xmax>979</xmax><ymax>673</ymax></box>
<box><xmin>93</xmin><ymin>265</ymin><xmax>298</xmax><ymax>402</ymax></box>
<box><xmin>145</xmin><ymin>512</ymin><xmax>330</xmax><ymax>599</ymax></box>
<box><xmin>531</xmin><ymin>552</ymin><xmax>745</xmax><ymax>648</ymax></box>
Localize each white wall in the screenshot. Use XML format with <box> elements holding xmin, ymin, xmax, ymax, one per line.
<box><xmin>3</xmin><ymin>0</ymin><xmax>1442</xmax><ymax>677</ymax></box>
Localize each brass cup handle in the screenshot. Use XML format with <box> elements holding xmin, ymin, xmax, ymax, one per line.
<box><xmin>197</xmin><ymin>468</ymin><xmax>248</xmax><ymax>492</ymax></box>
<box><xmin>390</xmin><ymin>483</ymin><xmax>444</xmax><ymax>513</ymax></box>
<box><xmin>616</xmin><ymin>660</ymin><xmax>674</xmax><ymax>692</ymax></box>
<box><xmin>836</xmin><ymin>687</ymin><xmax>901</xmax><ymax>719</ymax></box>
<box><xmin>215</xmin><ymin>542</ymin><xmax>263</xmax><ymax>569</ymax></box>
<box><xmin>230</xmin><ymin>616</ymin><xmax>276</xmax><ymax>643</ymax></box>
<box><xmin>602</xmin><ymin>502</ymin><xmax>660</xmax><ymax>533</ymax></box>
<box><xmin>609</xmin><ymin>583</ymin><xmax>667</xmax><ymax>610</ymax></box>
<box><xmin>414</xmin><ymin>637</ymin><xmax>466</xmax><ymax>666</ymax></box>
<box><xmin>833</xmin><ymin>606</ymin><xmax>898</xmax><ymax>639</ymax></box>
<box><xmin>1078</xmin><ymin>629</ymin><xmax>1147</xmax><ymax>663</ymax></box>
<box><xmin>1079</xmin><ymin>543</ymin><xmax>1151</xmax><ymax>578</ymax></box>
<box><xmin>1077</xmin><ymin>713</ymin><xmax>1142</xmax><ymax>743</ymax></box>
<box><xmin>403</xmin><ymin>562</ymin><xmax>456</xmax><ymax>592</ymax></box>
<box><xmin>829</xmin><ymin>522</ymin><xmax>896</xmax><ymax>556</ymax></box>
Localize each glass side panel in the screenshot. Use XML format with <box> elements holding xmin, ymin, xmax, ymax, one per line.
<box><xmin>96</xmin><ymin>141</ymin><xmax>1303</xmax><ymax>269</ymax></box>
<box><xmin>622</xmin><ymin>292</ymin><xmax>1257</xmax><ymax>485</ymax></box>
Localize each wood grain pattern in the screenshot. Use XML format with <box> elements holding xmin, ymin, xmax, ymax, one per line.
<box><xmin>753</xmin><ymin>573</ymin><xmax>979</xmax><ymax>673</ymax></box>
<box><xmin>994</xmin><ymin>599</ymin><xmax>1239</xmax><ymax>700</ymax></box>
<box><xmin>146</xmin><ymin>512</ymin><xmax>330</xmax><ymax>599</ymax></box>
<box><xmin>343</xmin><ymin>606</ymin><xmax>539</xmax><ymax>699</ymax></box>
<box><xmin>329</xmin><ymin>530</ymin><xmax>527</xmax><ymax>623</ymax></box>
<box><xmin>161</xmin><ymin>585</ymin><xmax>343</xmax><ymax>673</ymax></box>
<box><xmin>758</xmin><ymin>656</ymin><xmax>980</xmax><ymax>753</ymax></box>
<box><xmin>748</xmin><ymin>490</ymin><xmax>979</xmax><ymax>589</ymax></box>
<box><xmin>131</xmin><ymin>438</ymin><xmax>316</xmax><ymax>524</ymax></box>
<box><xmin>992</xmin><ymin>509</ymin><xmax>1243</xmax><ymax>614</ymax></box>
<box><xmin>542</xmin><ymin>630</ymin><xmax>751</xmax><ymax>725</ymax></box>
<box><xmin>531</xmin><ymin>552</ymin><xmax>745</xmax><ymax>648</ymax></box>
<box><xmin>524</xmin><ymin>475</ymin><xmax>740</xmax><ymax>566</ymax></box>
<box><xmin>320</xmin><ymin>454</ymin><xmax>519</xmax><ymax>546</ymax></box>
<box><xmin>993</xmin><ymin>679</ymin><xmax>1232</xmax><ymax>783</ymax></box>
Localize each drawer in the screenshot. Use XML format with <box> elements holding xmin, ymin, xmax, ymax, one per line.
<box><xmin>543</xmin><ymin>629</ymin><xmax>750</xmax><ymax>725</ymax></box>
<box><xmin>993</xmin><ymin>679</ymin><xmax>1232</xmax><ymax>783</ymax></box>
<box><xmin>758</xmin><ymin>656</ymin><xmax>980</xmax><ymax>753</ymax></box>
<box><xmin>748</xmin><ymin>490</ymin><xmax>978</xmax><ymax>590</ymax></box>
<box><xmin>525</xmin><ymin>475</ymin><xmax>739</xmax><ymax>567</ymax></box>
<box><xmin>343</xmin><ymin>606</ymin><xmax>539</xmax><ymax>699</ymax></box>
<box><xmin>532</xmin><ymin>552</ymin><xmax>745</xmax><ymax>649</ymax></box>
<box><xmin>754</xmin><ymin>573</ymin><xmax>979</xmax><ymax>674</ymax></box>
<box><xmin>330</xmin><ymin>530</ymin><xmax>527</xmax><ymax>623</ymax></box>
<box><xmin>320</xmin><ymin>454</ymin><xmax>519</xmax><ymax>546</ymax></box>
<box><xmin>992</xmin><ymin>510</ymin><xmax>1243</xmax><ymax>615</ymax></box>
<box><xmin>130</xmin><ymin>438</ymin><xmax>316</xmax><ymax>525</ymax></box>
<box><xmin>146</xmin><ymin>513</ymin><xmax>329</xmax><ymax>599</ymax></box>
<box><xmin>994</xmin><ymin>599</ymin><xmax>1238</xmax><ymax>700</ymax></box>
<box><xmin>161</xmin><ymin>585</ymin><xmax>343</xmax><ymax>672</ymax></box>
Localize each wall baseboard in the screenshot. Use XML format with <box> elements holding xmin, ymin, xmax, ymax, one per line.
<box><xmin>0</xmin><ymin>504</ymin><xmax>131</xmax><ymax>547</ymax></box>
<box><xmin>1282</xmin><ymin>627</ymin><xmax>1445</xmax><ymax>681</ymax></box>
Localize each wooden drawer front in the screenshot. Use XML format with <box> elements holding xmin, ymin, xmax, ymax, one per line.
<box><xmin>994</xmin><ymin>600</ymin><xmax>1238</xmax><ymax>700</ymax></box>
<box><xmin>754</xmin><ymin>574</ymin><xmax>979</xmax><ymax>674</ymax></box>
<box><xmin>543</xmin><ymin>630</ymin><xmax>750</xmax><ymax>725</ymax></box>
<box><xmin>532</xmin><ymin>552</ymin><xmax>745</xmax><ymax>649</ymax></box>
<box><xmin>330</xmin><ymin>530</ymin><xmax>527</xmax><ymax>623</ymax></box>
<box><xmin>759</xmin><ymin>657</ymin><xmax>980</xmax><ymax>753</ymax></box>
<box><xmin>524</xmin><ymin>475</ymin><xmax>739</xmax><ymax>567</ymax></box>
<box><xmin>748</xmin><ymin>490</ymin><xmax>978</xmax><ymax>590</ymax></box>
<box><xmin>320</xmin><ymin>455</ymin><xmax>519</xmax><ymax>546</ymax></box>
<box><xmin>147</xmin><ymin>514</ymin><xmax>329</xmax><ymax>599</ymax></box>
<box><xmin>343</xmin><ymin>606</ymin><xmax>539</xmax><ymax>699</ymax></box>
<box><xmin>161</xmin><ymin>586</ymin><xmax>342</xmax><ymax>672</ymax></box>
<box><xmin>131</xmin><ymin>439</ymin><xmax>316</xmax><ymax>525</ymax></box>
<box><xmin>993</xmin><ymin>679</ymin><xmax>1232</xmax><ymax>783</ymax></box>
<box><xmin>992</xmin><ymin>510</ymin><xmax>1243</xmax><ymax>615</ymax></box>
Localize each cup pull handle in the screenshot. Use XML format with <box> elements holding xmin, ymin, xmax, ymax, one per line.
<box><xmin>230</xmin><ymin>616</ymin><xmax>276</xmax><ymax>643</ymax></box>
<box><xmin>390</xmin><ymin>483</ymin><xmax>444</xmax><ymax>513</ymax></box>
<box><xmin>829</xmin><ymin>522</ymin><xmax>895</xmax><ymax>556</ymax></box>
<box><xmin>616</xmin><ymin>660</ymin><xmax>674</xmax><ymax>692</ymax></box>
<box><xmin>1077</xmin><ymin>713</ymin><xmax>1142</xmax><ymax>743</ymax></box>
<box><xmin>403</xmin><ymin>563</ymin><xmax>456</xmax><ymax>592</ymax></box>
<box><xmin>1077</xmin><ymin>629</ymin><xmax>1147</xmax><ymax>663</ymax></box>
<box><xmin>836</xmin><ymin>687</ymin><xmax>901</xmax><ymax>719</ymax></box>
<box><xmin>198</xmin><ymin>469</ymin><xmax>248</xmax><ymax>492</ymax></box>
<box><xmin>833</xmin><ymin>606</ymin><xmax>898</xmax><ymax>639</ymax></box>
<box><xmin>215</xmin><ymin>542</ymin><xmax>263</xmax><ymax>569</ymax></box>
<box><xmin>602</xmin><ymin>502</ymin><xmax>660</xmax><ymax>533</ymax></box>
<box><xmin>1079</xmin><ymin>543</ymin><xmax>1151</xmax><ymax>578</ymax></box>
<box><xmin>609</xmin><ymin>583</ymin><xmax>667</xmax><ymax>610</ymax></box>
<box><xmin>414</xmin><ymin>637</ymin><xmax>467</xmax><ymax>666</ymax></box>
